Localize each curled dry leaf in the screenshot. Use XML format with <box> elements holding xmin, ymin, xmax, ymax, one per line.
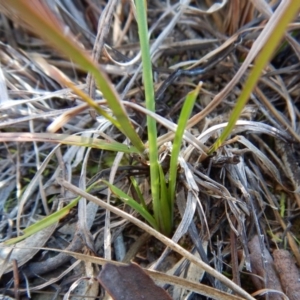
<box><xmin>97</xmin><ymin>262</ymin><xmax>171</xmax><ymax>300</ymax></box>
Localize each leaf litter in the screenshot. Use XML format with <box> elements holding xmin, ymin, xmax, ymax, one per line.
<box><xmin>0</xmin><ymin>1</ymin><xmax>300</xmax><ymax>299</ymax></box>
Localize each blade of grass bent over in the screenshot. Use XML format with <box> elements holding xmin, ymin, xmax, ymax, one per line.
<box><xmin>32</xmin><ymin>55</ymin><xmax>123</xmax><ymax>133</ymax></box>
<box><xmin>0</xmin><ymin>132</ymin><xmax>140</xmax><ymax>154</ymax></box>
<box><xmin>4</xmin><ymin>197</ymin><xmax>80</xmax><ymax>245</ymax></box>
<box><xmin>4</xmin><ymin>177</ymin><xmax>110</xmax><ymax>246</ymax></box>
<box><xmin>4</xmin><ymin>181</ymin><xmax>105</xmax><ymax>245</ymax></box>
<box><xmin>210</xmin><ymin>1</ymin><xmax>300</xmax><ymax>153</ymax></box>
<box><xmin>102</xmin><ymin>180</ymin><xmax>159</xmax><ymax>231</ymax></box>
<box><xmin>3</xmin><ymin>1</ymin><xmax>144</xmax><ymax>153</ymax></box>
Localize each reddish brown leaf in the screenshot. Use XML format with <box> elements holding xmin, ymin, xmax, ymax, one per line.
<box><xmin>248</xmin><ymin>235</ymin><xmax>283</xmax><ymax>300</ymax></box>
<box><xmin>97</xmin><ymin>263</ymin><xmax>171</xmax><ymax>300</ymax></box>
<box><xmin>274</xmin><ymin>249</ymin><xmax>300</xmax><ymax>300</ymax></box>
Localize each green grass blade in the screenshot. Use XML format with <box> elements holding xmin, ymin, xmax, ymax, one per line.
<box><xmin>4</xmin><ymin>196</ymin><xmax>80</xmax><ymax>245</ymax></box>
<box><xmin>5</xmin><ymin>1</ymin><xmax>145</xmax><ymax>153</ymax></box>
<box><xmin>158</xmin><ymin>164</ymin><xmax>172</xmax><ymax>235</ymax></box>
<box><xmin>4</xmin><ymin>181</ymin><xmax>104</xmax><ymax>245</ymax></box>
<box><xmin>102</xmin><ymin>180</ymin><xmax>159</xmax><ymax>230</ymax></box>
<box><xmin>169</xmin><ymin>83</ymin><xmax>201</xmax><ymax>204</ymax></box>
<box><xmin>210</xmin><ymin>1</ymin><xmax>300</xmax><ymax>153</ymax></box>
<box><xmin>62</xmin><ymin>80</ymin><xmax>123</xmax><ymax>131</ymax></box>
<box><xmin>129</xmin><ymin>176</ymin><xmax>147</xmax><ymax>210</ymax></box>
<box><xmin>134</xmin><ymin>1</ymin><xmax>161</xmax><ymax>227</ymax></box>
<box><xmin>0</xmin><ymin>132</ymin><xmax>140</xmax><ymax>154</ymax></box>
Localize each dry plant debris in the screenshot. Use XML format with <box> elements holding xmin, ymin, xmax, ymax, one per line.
<box><xmin>0</xmin><ymin>1</ymin><xmax>299</xmax><ymax>299</ymax></box>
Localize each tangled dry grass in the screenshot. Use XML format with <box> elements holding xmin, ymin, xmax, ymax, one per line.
<box><xmin>0</xmin><ymin>1</ymin><xmax>300</xmax><ymax>299</ymax></box>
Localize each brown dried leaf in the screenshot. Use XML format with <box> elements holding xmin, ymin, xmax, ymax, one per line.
<box><xmin>97</xmin><ymin>263</ymin><xmax>171</xmax><ymax>300</ymax></box>
<box><xmin>248</xmin><ymin>235</ymin><xmax>283</xmax><ymax>300</ymax></box>
<box><xmin>274</xmin><ymin>249</ymin><xmax>300</xmax><ymax>300</ymax></box>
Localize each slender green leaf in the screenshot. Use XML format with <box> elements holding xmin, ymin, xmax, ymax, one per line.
<box><xmin>130</xmin><ymin>176</ymin><xmax>147</xmax><ymax>210</ymax></box>
<box><xmin>169</xmin><ymin>83</ymin><xmax>201</xmax><ymax>204</ymax></box>
<box><xmin>280</xmin><ymin>193</ymin><xmax>286</xmax><ymax>218</ymax></box>
<box><xmin>102</xmin><ymin>180</ymin><xmax>159</xmax><ymax>230</ymax></box>
<box><xmin>158</xmin><ymin>164</ymin><xmax>172</xmax><ymax>236</ymax></box>
<box><xmin>62</xmin><ymin>80</ymin><xmax>123</xmax><ymax>131</ymax></box>
<box><xmin>4</xmin><ymin>181</ymin><xmax>104</xmax><ymax>245</ymax></box>
<box><xmin>135</xmin><ymin>1</ymin><xmax>161</xmax><ymax>228</ymax></box>
<box><xmin>210</xmin><ymin>1</ymin><xmax>300</xmax><ymax>153</ymax></box>
<box><xmin>5</xmin><ymin>196</ymin><xmax>80</xmax><ymax>245</ymax></box>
